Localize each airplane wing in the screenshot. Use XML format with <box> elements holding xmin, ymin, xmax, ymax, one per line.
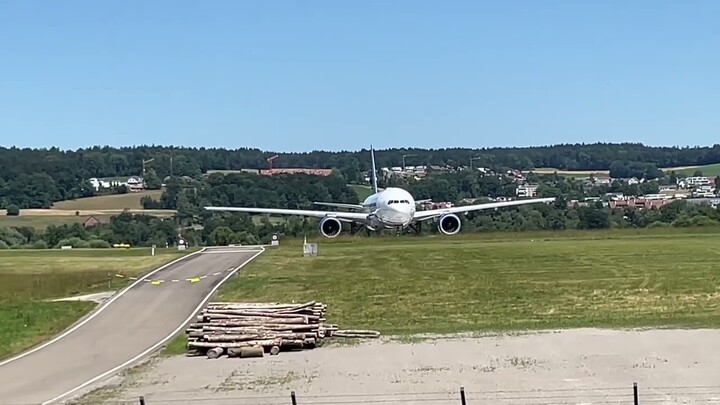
<box><xmin>412</xmin><ymin>197</ymin><xmax>556</xmax><ymax>221</ymax></box>
<box><xmin>204</xmin><ymin>206</ymin><xmax>369</xmax><ymax>222</ymax></box>
<box><xmin>313</xmin><ymin>202</ymin><xmax>365</xmax><ymax>210</ymax></box>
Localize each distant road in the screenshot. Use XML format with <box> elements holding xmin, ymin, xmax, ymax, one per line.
<box><xmin>0</xmin><ymin>246</ymin><xmax>264</xmax><ymax>405</ymax></box>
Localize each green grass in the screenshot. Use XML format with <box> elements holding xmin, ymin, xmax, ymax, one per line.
<box><xmin>350</xmin><ymin>184</ymin><xmax>374</xmax><ymax>201</ymax></box>
<box><xmin>217</xmin><ymin>228</ymin><xmax>720</xmax><ymax>336</ymax></box>
<box><xmin>51</xmin><ymin>190</ymin><xmax>164</xmax><ymax>211</ymax></box>
<box><xmin>528</xmin><ymin>168</ymin><xmax>610</xmax><ymax>178</ymax></box>
<box><xmin>0</xmin><ymin>215</ymin><xmax>103</xmax><ymax>229</ymax></box>
<box><xmin>0</xmin><ymin>248</ymin><xmax>191</xmax><ymax>360</ymax></box>
<box><xmin>663</xmin><ymin>163</ymin><xmax>720</xmax><ymax>177</ymax></box>
<box><xmin>532</xmin><ymin>162</ymin><xmax>720</xmax><ymax>178</ymax></box>
<box><xmin>161</xmin><ymin>332</ymin><xmax>189</xmax><ymax>356</ymax></box>
<box><xmin>0</xmin><ymin>189</ymin><xmax>174</xmax><ymax>229</ymax></box>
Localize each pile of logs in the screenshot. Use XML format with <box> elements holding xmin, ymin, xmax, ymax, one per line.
<box><xmin>184</xmin><ymin>301</ymin><xmax>380</xmax><ymax>359</ymax></box>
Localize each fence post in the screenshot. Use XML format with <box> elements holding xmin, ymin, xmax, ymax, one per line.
<box><xmin>291</xmin><ymin>390</ymin><xmax>297</xmax><ymax>405</ymax></box>
<box><xmin>633</xmin><ymin>382</ymin><xmax>639</xmax><ymax>405</ymax></box>
<box><xmin>460</xmin><ymin>386</ymin><xmax>466</xmax><ymax>405</ymax></box>
<box><xmin>139</xmin><ymin>396</ymin><xmax>146</xmax><ymax>405</ymax></box>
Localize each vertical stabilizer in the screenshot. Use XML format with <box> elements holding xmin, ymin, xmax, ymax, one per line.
<box><xmin>370</xmin><ymin>145</ymin><xmax>378</xmax><ymax>194</ymax></box>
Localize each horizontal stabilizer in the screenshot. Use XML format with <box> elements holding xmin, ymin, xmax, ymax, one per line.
<box><xmin>313</xmin><ymin>202</ymin><xmax>364</xmax><ymax>210</ymax></box>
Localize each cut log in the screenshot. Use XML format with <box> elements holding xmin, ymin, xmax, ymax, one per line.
<box><xmin>204</xmin><ymin>310</ymin><xmax>321</xmax><ymax>321</ymax></box>
<box><xmin>240</xmin><ymin>346</ymin><xmax>264</xmax><ymax>358</ymax></box>
<box><xmin>201</xmin><ymin>322</ymin><xmax>319</xmax><ymax>331</ymax></box>
<box><xmin>186</xmin><ymin>300</ymin><xmax>380</xmax><ymax>358</ymax></box>
<box><xmin>199</xmin><ymin>314</ymin><xmax>310</xmax><ymax>324</ymax></box>
<box><xmin>203</xmin><ymin>332</ymin><xmax>308</xmax><ymax>342</ymax></box>
<box><xmin>206</xmin><ymin>347</ymin><xmax>223</xmax><ymax>359</ymax></box>
<box><xmin>189</xmin><ymin>338</ymin><xmax>282</xmax><ymax>349</ymax></box>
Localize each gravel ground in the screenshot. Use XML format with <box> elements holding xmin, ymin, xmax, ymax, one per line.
<box><xmin>69</xmin><ymin>328</ymin><xmax>720</xmax><ymax>405</ymax></box>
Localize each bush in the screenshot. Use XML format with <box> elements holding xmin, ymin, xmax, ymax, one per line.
<box><xmin>54</xmin><ymin>237</ymin><xmax>90</xmax><ymax>249</ymax></box>
<box><xmin>31</xmin><ymin>240</ymin><xmax>48</xmax><ymax>249</ymax></box>
<box><xmin>0</xmin><ymin>240</ymin><xmax>9</xmax><ymax>249</ymax></box>
<box><xmin>88</xmin><ymin>239</ymin><xmax>111</xmax><ymax>248</ymax></box>
<box><xmin>6</xmin><ymin>205</ymin><xmax>19</xmax><ymax>216</ymax></box>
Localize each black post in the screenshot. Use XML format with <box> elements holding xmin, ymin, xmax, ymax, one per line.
<box><xmin>291</xmin><ymin>390</ymin><xmax>297</xmax><ymax>405</ymax></box>
<box><xmin>460</xmin><ymin>386</ymin><xmax>466</xmax><ymax>405</ymax></box>
<box><xmin>139</xmin><ymin>396</ymin><xmax>146</xmax><ymax>405</ymax></box>
<box><xmin>633</xmin><ymin>382</ymin><xmax>639</xmax><ymax>405</ymax></box>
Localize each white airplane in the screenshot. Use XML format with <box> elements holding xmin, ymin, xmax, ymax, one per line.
<box><xmin>204</xmin><ymin>146</ymin><xmax>556</xmax><ymax>237</ymax></box>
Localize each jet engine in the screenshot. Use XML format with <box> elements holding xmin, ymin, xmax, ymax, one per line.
<box><xmin>319</xmin><ymin>217</ymin><xmax>343</xmax><ymax>238</ymax></box>
<box><xmin>437</xmin><ymin>213</ymin><xmax>461</xmax><ymax>235</ymax></box>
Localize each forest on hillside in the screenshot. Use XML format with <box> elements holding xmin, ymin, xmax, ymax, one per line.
<box><xmin>3</xmin><ymin>142</ymin><xmax>720</xmax><ymax>249</ymax></box>
<box><xmin>2</xmin><ymin>166</ymin><xmax>720</xmax><ymax>249</ymax></box>
<box><xmin>2</xmin><ymin>142</ymin><xmax>720</xmax><ymax>209</ymax></box>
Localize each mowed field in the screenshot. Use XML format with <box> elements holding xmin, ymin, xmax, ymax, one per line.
<box><xmin>217</xmin><ymin>230</ymin><xmax>720</xmax><ymax>335</ymax></box>
<box><xmin>0</xmin><ymin>190</ymin><xmax>173</xmax><ymax>229</ymax></box>
<box><xmin>0</xmin><ymin>248</ymin><xmax>189</xmax><ymax>360</ymax></box>
<box><xmin>529</xmin><ymin>162</ymin><xmax>720</xmax><ymax>177</ymax></box>
<box><xmin>74</xmin><ymin>229</ymin><xmax>720</xmax><ymax>405</ymax></box>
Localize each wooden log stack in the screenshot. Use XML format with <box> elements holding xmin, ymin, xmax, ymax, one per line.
<box><xmin>184</xmin><ymin>300</ymin><xmax>380</xmax><ymax>359</ymax></box>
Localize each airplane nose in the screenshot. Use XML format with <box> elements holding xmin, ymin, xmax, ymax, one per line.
<box><xmin>392</xmin><ymin>205</ymin><xmax>410</xmax><ymax>214</ymax></box>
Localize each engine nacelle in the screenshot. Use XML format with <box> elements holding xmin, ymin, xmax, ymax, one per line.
<box><xmin>319</xmin><ymin>217</ymin><xmax>343</xmax><ymax>238</ymax></box>
<box><xmin>437</xmin><ymin>213</ymin><xmax>461</xmax><ymax>235</ymax></box>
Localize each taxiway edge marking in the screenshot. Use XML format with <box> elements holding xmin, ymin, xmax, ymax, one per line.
<box><xmin>0</xmin><ymin>247</ymin><xmax>208</xmax><ymax>369</ymax></box>
<box><xmin>42</xmin><ymin>246</ymin><xmax>266</xmax><ymax>405</ymax></box>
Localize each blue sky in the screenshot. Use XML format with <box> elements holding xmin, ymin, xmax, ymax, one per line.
<box><xmin>1</xmin><ymin>0</ymin><xmax>719</xmax><ymax>152</ymax></box>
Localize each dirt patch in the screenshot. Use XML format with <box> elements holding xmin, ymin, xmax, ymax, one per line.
<box><xmin>71</xmin><ymin>328</ymin><xmax>720</xmax><ymax>404</ymax></box>
<box><xmin>51</xmin><ymin>291</ymin><xmax>116</xmax><ymax>304</ymax></box>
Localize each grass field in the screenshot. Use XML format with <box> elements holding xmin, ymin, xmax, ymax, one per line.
<box><xmin>349</xmin><ymin>184</ymin><xmax>375</xmax><ymax>200</ymax></box>
<box><xmin>216</xmin><ymin>228</ymin><xmax>720</xmax><ymax>336</ymax></box>
<box><xmin>0</xmin><ymin>190</ymin><xmax>173</xmax><ymax>229</ymax></box>
<box><xmin>530</xmin><ymin>162</ymin><xmax>720</xmax><ymax>178</ymax></box>
<box><xmin>664</xmin><ymin>163</ymin><xmax>720</xmax><ymax>177</ymax></box>
<box><xmin>0</xmin><ymin>248</ymin><xmax>190</xmax><ymax>360</ymax></box>
<box><xmin>528</xmin><ymin>168</ymin><xmax>610</xmax><ymax>177</ymax></box>
<box><xmin>51</xmin><ymin>190</ymin><xmax>164</xmax><ymax>211</ymax></box>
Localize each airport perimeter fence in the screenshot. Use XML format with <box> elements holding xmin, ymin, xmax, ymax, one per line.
<box><xmin>86</xmin><ymin>383</ymin><xmax>720</xmax><ymax>404</ymax></box>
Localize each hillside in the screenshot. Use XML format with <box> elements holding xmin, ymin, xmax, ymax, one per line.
<box><xmin>0</xmin><ymin>190</ymin><xmax>172</xmax><ymax>229</ymax></box>
<box><xmin>529</xmin><ymin>162</ymin><xmax>720</xmax><ymax>178</ymax></box>
<box><xmin>662</xmin><ymin>163</ymin><xmax>720</xmax><ymax>177</ymax></box>
<box><xmin>4</xmin><ymin>143</ymin><xmax>720</xmax><ymax>213</ymax></box>
<box><xmin>50</xmin><ymin>190</ymin><xmax>164</xmax><ymax>211</ymax></box>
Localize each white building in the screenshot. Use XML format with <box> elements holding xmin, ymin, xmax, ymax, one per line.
<box><xmin>516</xmin><ymin>184</ymin><xmax>539</xmax><ymax>198</ymax></box>
<box><xmin>87</xmin><ymin>176</ymin><xmax>144</xmax><ymax>191</ymax></box>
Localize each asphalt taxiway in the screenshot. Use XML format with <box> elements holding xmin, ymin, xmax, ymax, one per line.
<box><xmin>0</xmin><ymin>246</ymin><xmax>264</xmax><ymax>405</ymax></box>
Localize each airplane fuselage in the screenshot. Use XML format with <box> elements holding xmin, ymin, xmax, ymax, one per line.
<box><xmin>360</xmin><ymin>187</ymin><xmax>416</xmax><ymax>229</ymax></box>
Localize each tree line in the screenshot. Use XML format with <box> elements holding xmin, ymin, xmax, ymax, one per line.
<box><xmin>3</xmin><ymin>142</ymin><xmax>720</xmax><ymax>209</ymax></box>
<box><xmin>3</xmin><ymin>168</ymin><xmax>720</xmax><ymax>249</ymax></box>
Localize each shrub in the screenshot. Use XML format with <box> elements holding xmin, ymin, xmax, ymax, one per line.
<box><xmin>6</xmin><ymin>205</ymin><xmax>19</xmax><ymax>216</ymax></box>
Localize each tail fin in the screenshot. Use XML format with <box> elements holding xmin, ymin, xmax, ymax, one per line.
<box><xmin>370</xmin><ymin>145</ymin><xmax>378</xmax><ymax>194</ymax></box>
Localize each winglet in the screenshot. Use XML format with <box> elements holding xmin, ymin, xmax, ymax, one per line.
<box><xmin>370</xmin><ymin>145</ymin><xmax>378</xmax><ymax>194</ymax></box>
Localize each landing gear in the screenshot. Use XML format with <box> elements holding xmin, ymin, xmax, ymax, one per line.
<box><xmin>350</xmin><ymin>223</ymin><xmax>363</xmax><ymax>235</ymax></box>
<box><xmin>351</xmin><ymin>223</ymin><xmax>376</xmax><ymax>237</ymax></box>
<box><xmin>405</xmin><ymin>221</ymin><xmax>422</xmax><ymax>235</ymax></box>
<box><xmin>391</xmin><ymin>222</ymin><xmax>422</xmax><ymax>236</ymax></box>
